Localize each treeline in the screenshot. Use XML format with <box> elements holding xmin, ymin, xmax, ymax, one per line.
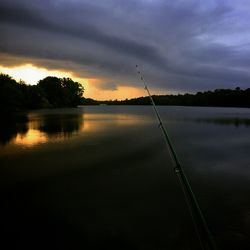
<box><xmin>0</xmin><ymin>73</ymin><xmax>84</xmax><ymax>112</ymax></box>
<box><xmin>1</xmin><ymin>72</ymin><xmax>250</xmax><ymax>109</ymax></box>
<box><xmin>99</xmin><ymin>87</ymin><xmax>250</xmax><ymax>108</ymax></box>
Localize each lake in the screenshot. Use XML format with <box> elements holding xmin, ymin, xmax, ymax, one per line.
<box><xmin>1</xmin><ymin>106</ymin><xmax>250</xmax><ymax>249</ymax></box>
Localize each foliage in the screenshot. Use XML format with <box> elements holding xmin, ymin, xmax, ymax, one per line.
<box><xmin>61</xmin><ymin>77</ymin><xmax>84</xmax><ymax>107</ymax></box>
<box><xmin>1</xmin><ymin>72</ymin><xmax>250</xmax><ymax>110</ymax></box>
<box><xmin>0</xmin><ymin>74</ymin><xmax>24</xmax><ymax>112</ymax></box>
<box><xmin>101</xmin><ymin>87</ymin><xmax>250</xmax><ymax>108</ymax></box>
<box><xmin>38</xmin><ymin>76</ymin><xmax>84</xmax><ymax>108</ymax></box>
<box><xmin>80</xmin><ymin>97</ymin><xmax>99</xmax><ymax>105</ymax></box>
<box><xmin>0</xmin><ymin>73</ymin><xmax>84</xmax><ymax>112</ymax></box>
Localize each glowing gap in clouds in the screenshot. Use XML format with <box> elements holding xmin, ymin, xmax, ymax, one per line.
<box><xmin>0</xmin><ymin>64</ymin><xmax>84</xmax><ymax>85</ymax></box>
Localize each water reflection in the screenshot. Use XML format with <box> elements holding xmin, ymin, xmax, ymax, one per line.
<box><xmin>0</xmin><ymin>114</ymin><xmax>28</xmax><ymax>145</ymax></box>
<box><xmin>37</xmin><ymin>114</ymin><xmax>83</xmax><ymax>138</ymax></box>
<box><xmin>193</xmin><ymin>118</ymin><xmax>250</xmax><ymax>127</ymax></box>
<box><xmin>0</xmin><ymin>109</ymin><xmax>149</xmax><ymax>147</ymax></box>
<box><xmin>1</xmin><ymin>106</ymin><xmax>250</xmax><ymax>249</ymax></box>
<box><xmin>14</xmin><ymin>129</ymin><xmax>48</xmax><ymax>147</ymax></box>
<box><xmin>0</xmin><ymin>111</ymin><xmax>84</xmax><ymax>147</ymax></box>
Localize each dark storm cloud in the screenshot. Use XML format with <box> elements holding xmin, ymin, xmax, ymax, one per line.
<box><xmin>0</xmin><ymin>0</ymin><xmax>250</xmax><ymax>92</ymax></box>
<box><xmin>0</xmin><ymin>1</ymin><xmax>164</xmax><ymax>65</ymax></box>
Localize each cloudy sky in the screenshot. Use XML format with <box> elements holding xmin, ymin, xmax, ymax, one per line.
<box><xmin>0</xmin><ymin>0</ymin><xmax>250</xmax><ymax>99</ymax></box>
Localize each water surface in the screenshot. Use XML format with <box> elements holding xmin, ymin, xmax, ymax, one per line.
<box><xmin>1</xmin><ymin>106</ymin><xmax>250</xmax><ymax>249</ymax></box>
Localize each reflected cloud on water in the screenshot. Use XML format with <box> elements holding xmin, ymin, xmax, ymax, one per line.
<box><xmin>193</xmin><ymin>118</ymin><xmax>250</xmax><ymax>127</ymax></box>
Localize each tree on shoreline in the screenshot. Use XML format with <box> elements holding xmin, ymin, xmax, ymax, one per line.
<box><xmin>0</xmin><ymin>73</ymin><xmax>84</xmax><ymax>112</ymax></box>
<box><xmin>97</xmin><ymin>88</ymin><xmax>250</xmax><ymax>108</ymax></box>
<box><xmin>38</xmin><ymin>76</ymin><xmax>84</xmax><ymax>107</ymax></box>
<box><xmin>0</xmin><ymin>74</ymin><xmax>24</xmax><ymax>112</ymax></box>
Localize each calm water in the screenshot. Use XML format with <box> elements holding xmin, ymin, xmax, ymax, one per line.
<box><xmin>1</xmin><ymin>106</ymin><xmax>250</xmax><ymax>249</ymax></box>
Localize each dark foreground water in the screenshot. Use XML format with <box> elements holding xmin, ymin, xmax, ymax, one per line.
<box><xmin>1</xmin><ymin>106</ymin><xmax>250</xmax><ymax>249</ymax></box>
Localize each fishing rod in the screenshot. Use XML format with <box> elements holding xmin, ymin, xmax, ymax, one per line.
<box><xmin>136</xmin><ymin>65</ymin><xmax>217</xmax><ymax>250</ymax></box>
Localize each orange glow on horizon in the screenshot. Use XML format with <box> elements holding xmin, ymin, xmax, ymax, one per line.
<box><xmin>0</xmin><ymin>63</ymin><xmax>155</xmax><ymax>100</ymax></box>
<box><xmin>86</xmin><ymin>85</ymin><xmax>146</xmax><ymax>100</ymax></box>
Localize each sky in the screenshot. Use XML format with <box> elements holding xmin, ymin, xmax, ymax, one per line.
<box><xmin>0</xmin><ymin>0</ymin><xmax>250</xmax><ymax>100</ymax></box>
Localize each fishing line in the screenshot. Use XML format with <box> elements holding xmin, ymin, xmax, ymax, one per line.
<box><xmin>136</xmin><ymin>65</ymin><xmax>217</xmax><ymax>250</ymax></box>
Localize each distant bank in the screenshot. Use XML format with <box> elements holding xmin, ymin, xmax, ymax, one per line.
<box><xmin>83</xmin><ymin>87</ymin><xmax>250</xmax><ymax>108</ymax></box>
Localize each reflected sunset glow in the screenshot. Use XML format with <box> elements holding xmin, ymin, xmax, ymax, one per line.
<box><xmin>14</xmin><ymin>129</ymin><xmax>48</xmax><ymax>147</ymax></box>
<box><xmin>80</xmin><ymin>113</ymin><xmax>150</xmax><ymax>133</ymax></box>
<box><xmin>8</xmin><ymin>112</ymin><xmax>148</xmax><ymax>147</ymax></box>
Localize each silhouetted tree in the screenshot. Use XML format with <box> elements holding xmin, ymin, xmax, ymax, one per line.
<box><xmin>1</xmin><ymin>72</ymin><xmax>250</xmax><ymax>109</ymax></box>
<box><xmin>80</xmin><ymin>97</ymin><xmax>99</xmax><ymax>105</ymax></box>
<box><xmin>61</xmin><ymin>77</ymin><xmax>84</xmax><ymax>107</ymax></box>
<box><xmin>38</xmin><ymin>76</ymin><xmax>84</xmax><ymax>108</ymax></box>
<box><xmin>0</xmin><ymin>74</ymin><xmax>24</xmax><ymax>112</ymax></box>
<box><xmin>38</xmin><ymin>77</ymin><xmax>64</xmax><ymax>107</ymax></box>
<box><xmin>102</xmin><ymin>88</ymin><xmax>250</xmax><ymax>108</ymax></box>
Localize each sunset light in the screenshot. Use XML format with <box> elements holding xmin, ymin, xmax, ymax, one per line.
<box><xmin>88</xmin><ymin>85</ymin><xmax>146</xmax><ymax>100</ymax></box>
<box><xmin>0</xmin><ymin>64</ymin><xmax>76</xmax><ymax>85</ymax></box>
<box><xmin>0</xmin><ymin>63</ymin><xmax>148</xmax><ymax>100</ymax></box>
<box><xmin>0</xmin><ymin>64</ymin><xmax>143</xmax><ymax>100</ymax></box>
